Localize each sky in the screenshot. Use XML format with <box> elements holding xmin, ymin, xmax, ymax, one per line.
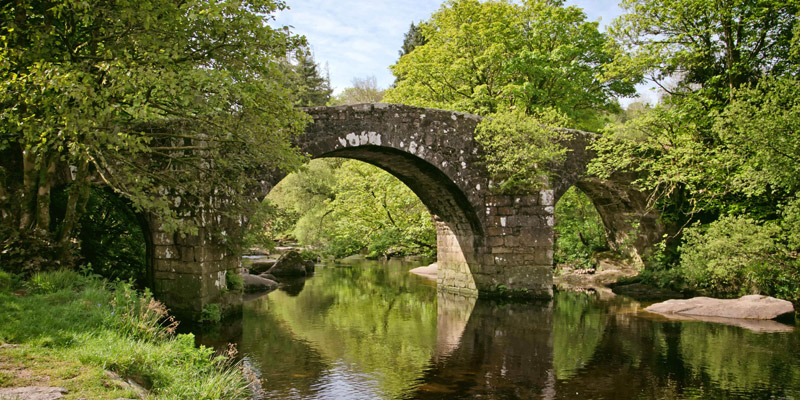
<box><xmin>272</xmin><ymin>0</ymin><xmax>657</xmax><ymax>106</ymax></box>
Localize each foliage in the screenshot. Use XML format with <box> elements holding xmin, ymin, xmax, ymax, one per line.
<box><xmin>226</xmin><ymin>271</ymin><xmax>244</xmax><ymax>292</ymax></box>
<box><xmin>398</xmin><ymin>22</ymin><xmax>428</xmax><ymax>58</ymax></box>
<box><xmin>386</xmin><ymin>0</ymin><xmax>634</xmax><ymax>128</ymax></box>
<box><xmin>588</xmin><ymin>0</ymin><xmax>800</xmax><ymax>301</ymax></box>
<box><xmin>475</xmin><ymin>108</ymin><xmax>573</xmax><ymax>192</ymax></box>
<box><xmin>0</xmin><ymin>0</ymin><xmax>307</xmax><ymax>269</ymax></box>
<box><xmin>285</xmin><ymin>47</ymin><xmax>333</xmax><ymax>107</ymax></box>
<box><xmin>329</xmin><ymin>76</ymin><xmax>386</xmax><ymax>105</ymax></box>
<box><xmin>606</xmin><ymin>0</ymin><xmax>799</xmax><ymax>102</ymax></box>
<box><xmin>268</xmin><ymin>159</ymin><xmax>436</xmax><ymax>259</ymax></box>
<box><xmin>0</xmin><ymin>271</ymin><xmax>249</xmax><ymax>398</ymax></box>
<box><xmin>69</xmin><ymin>188</ymin><xmax>148</xmax><ymax>284</ymax></box>
<box><xmin>678</xmin><ymin>215</ymin><xmax>799</xmax><ymax>301</ymax></box>
<box><xmin>554</xmin><ymin>187</ymin><xmax>609</xmax><ymax>267</ymax></box>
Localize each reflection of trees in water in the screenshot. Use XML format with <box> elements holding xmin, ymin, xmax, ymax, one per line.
<box><xmin>678</xmin><ymin>323</ymin><xmax>800</xmax><ymax>394</ymax></box>
<box><xmin>552</xmin><ymin>310</ymin><xmax>800</xmax><ymax>399</ymax></box>
<box><xmin>552</xmin><ymin>291</ymin><xmax>608</xmax><ymax>380</ymax></box>
<box><xmin>251</xmin><ymin>261</ymin><xmax>438</xmax><ymax>399</ymax></box>
<box><xmin>218</xmin><ymin>261</ymin><xmax>800</xmax><ymax>399</ymax></box>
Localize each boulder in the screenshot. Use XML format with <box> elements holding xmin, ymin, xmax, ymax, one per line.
<box><xmin>410</xmin><ymin>263</ymin><xmax>438</xmax><ymax>281</ymax></box>
<box><xmin>645</xmin><ymin>294</ymin><xmax>795</xmax><ymax>320</ymax></box>
<box><xmin>242</xmin><ymin>274</ymin><xmax>279</xmax><ymax>293</ymax></box>
<box><xmin>267</xmin><ymin>251</ymin><xmax>309</xmax><ymax>277</ymax></box>
<box><xmin>248</xmin><ymin>258</ymin><xmax>277</xmax><ymax>275</ymax></box>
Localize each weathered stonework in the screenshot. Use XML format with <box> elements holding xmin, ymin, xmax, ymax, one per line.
<box><xmin>148</xmin><ymin>103</ymin><xmax>665</xmax><ymax>320</ymax></box>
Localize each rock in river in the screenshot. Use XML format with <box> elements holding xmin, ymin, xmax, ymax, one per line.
<box><xmin>248</xmin><ymin>258</ymin><xmax>277</xmax><ymax>275</ymax></box>
<box><xmin>267</xmin><ymin>250</ymin><xmax>311</xmax><ymax>278</ymax></box>
<box><xmin>645</xmin><ymin>294</ymin><xmax>795</xmax><ymax>320</ymax></box>
<box><xmin>242</xmin><ymin>273</ymin><xmax>279</xmax><ymax>293</ymax></box>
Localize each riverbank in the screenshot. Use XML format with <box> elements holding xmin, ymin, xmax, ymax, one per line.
<box><xmin>0</xmin><ymin>270</ymin><xmax>250</xmax><ymax>399</ymax></box>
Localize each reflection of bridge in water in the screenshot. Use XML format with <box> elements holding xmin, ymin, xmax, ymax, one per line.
<box><xmin>425</xmin><ymin>292</ymin><xmax>556</xmax><ymax>399</ymax></box>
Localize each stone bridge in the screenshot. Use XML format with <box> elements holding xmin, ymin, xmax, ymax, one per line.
<box><xmin>148</xmin><ymin>103</ymin><xmax>663</xmax><ymax>320</ymax></box>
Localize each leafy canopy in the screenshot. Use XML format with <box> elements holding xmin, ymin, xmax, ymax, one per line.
<box><xmin>386</xmin><ymin>0</ymin><xmax>635</xmax><ymax>128</ymax></box>
<box><xmin>0</xmin><ymin>0</ymin><xmax>308</xmax><ymax>242</ymax></box>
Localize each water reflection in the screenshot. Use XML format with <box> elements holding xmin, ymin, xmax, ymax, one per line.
<box><xmin>196</xmin><ymin>260</ymin><xmax>800</xmax><ymax>399</ymax></box>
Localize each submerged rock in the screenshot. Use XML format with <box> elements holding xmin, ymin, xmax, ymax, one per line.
<box><xmin>248</xmin><ymin>259</ymin><xmax>278</xmax><ymax>275</ymax></box>
<box><xmin>267</xmin><ymin>251</ymin><xmax>309</xmax><ymax>277</ymax></box>
<box><xmin>242</xmin><ymin>274</ymin><xmax>279</xmax><ymax>293</ymax></box>
<box><xmin>645</xmin><ymin>294</ymin><xmax>795</xmax><ymax>320</ymax></box>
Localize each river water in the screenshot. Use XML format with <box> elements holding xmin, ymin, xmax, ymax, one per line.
<box><xmin>198</xmin><ymin>258</ymin><xmax>800</xmax><ymax>399</ymax></box>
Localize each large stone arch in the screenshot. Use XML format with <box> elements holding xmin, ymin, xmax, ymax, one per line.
<box><xmin>287</xmin><ymin>103</ymin><xmax>489</xmax><ymax>297</ymax></box>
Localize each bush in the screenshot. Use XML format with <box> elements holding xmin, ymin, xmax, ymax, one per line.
<box><xmin>226</xmin><ymin>271</ymin><xmax>244</xmax><ymax>292</ymax></box>
<box><xmin>678</xmin><ymin>215</ymin><xmax>783</xmax><ymax>297</ymax></box>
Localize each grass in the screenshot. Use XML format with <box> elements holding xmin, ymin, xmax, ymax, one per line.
<box><xmin>0</xmin><ymin>269</ymin><xmax>250</xmax><ymax>399</ymax></box>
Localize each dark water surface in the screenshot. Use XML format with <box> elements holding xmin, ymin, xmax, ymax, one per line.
<box><xmin>197</xmin><ymin>259</ymin><xmax>800</xmax><ymax>399</ymax></box>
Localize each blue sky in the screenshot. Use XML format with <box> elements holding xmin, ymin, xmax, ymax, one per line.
<box><xmin>272</xmin><ymin>0</ymin><xmax>656</xmax><ymax>105</ymax></box>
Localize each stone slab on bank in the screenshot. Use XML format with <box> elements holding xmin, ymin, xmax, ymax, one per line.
<box><xmin>645</xmin><ymin>295</ymin><xmax>795</xmax><ymax>320</ymax></box>
<box><xmin>410</xmin><ymin>263</ymin><xmax>438</xmax><ymax>281</ymax></box>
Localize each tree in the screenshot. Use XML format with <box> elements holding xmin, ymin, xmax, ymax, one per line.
<box><xmin>589</xmin><ymin>0</ymin><xmax>800</xmax><ymax>300</ymax></box>
<box><xmin>398</xmin><ymin>22</ymin><xmax>428</xmax><ymax>58</ymax></box>
<box><xmin>287</xmin><ymin>47</ymin><xmax>333</xmax><ymax>107</ymax></box>
<box><xmin>330</xmin><ymin>76</ymin><xmax>385</xmax><ymax>105</ymax></box>
<box><xmin>385</xmin><ymin>0</ymin><xmax>635</xmax><ymax>129</ymax></box>
<box><xmin>0</xmin><ymin>0</ymin><xmax>307</xmax><ymax>271</ymax></box>
<box><xmin>605</xmin><ymin>0</ymin><xmax>799</xmax><ymax>103</ymax></box>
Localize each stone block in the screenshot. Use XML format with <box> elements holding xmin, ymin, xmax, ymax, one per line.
<box><xmin>504</xmin><ymin>235</ymin><xmax>520</xmax><ymax>247</ymax></box>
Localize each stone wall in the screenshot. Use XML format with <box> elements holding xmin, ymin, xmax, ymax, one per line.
<box><xmin>149</xmin><ymin>221</ymin><xmax>242</xmax><ymax>321</ymax></box>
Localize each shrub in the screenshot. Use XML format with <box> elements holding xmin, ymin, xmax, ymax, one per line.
<box><xmin>226</xmin><ymin>271</ymin><xmax>244</xmax><ymax>292</ymax></box>
<box><xmin>678</xmin><ymin>215</ymin><xmax>783</xmax><ymax>297</ymax></box>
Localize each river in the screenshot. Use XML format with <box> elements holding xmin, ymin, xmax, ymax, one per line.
<box><xmin>196</xmin><ymin>258</ymin><xmax>800</xmax><ymax>399</ymax></box>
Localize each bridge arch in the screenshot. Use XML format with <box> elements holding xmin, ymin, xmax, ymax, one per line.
<box><xmin>284</xmin><ymin>103</ymin><xmax>491</xmax><ymax>296</ymax></box>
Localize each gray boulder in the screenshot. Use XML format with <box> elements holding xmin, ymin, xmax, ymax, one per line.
<box><xmin>248</xmin><ymin>258</ymin><xmax>277</xmax><ymax>274</ymax></box>
<box><xmin>267</xmin><ymin>251</ymin><xmax>309</xmax><ymax>277</ymax></box>
<box><xmin>645</xmin><ymin>294</ymin><xmax>795</xmax><ymax>320</ymax></box>
<box><xmin>242</xmin><ymin>273</ymin><xmax>279</xmax><ymax>293</ymax></box>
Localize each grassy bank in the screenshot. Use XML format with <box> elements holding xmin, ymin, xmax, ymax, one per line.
<box><xmin>0</xmin><ymin>270</ymin><xmax>250</xmax><ymax>399</ymax></box>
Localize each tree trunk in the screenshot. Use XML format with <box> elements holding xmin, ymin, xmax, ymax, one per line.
<box><xmin>35</xmin><ymin>154</ymin><xmax>56</xmax><ymax>234</ymax></box>
<box><xmin>19</xmin><ymin>149</ymin><xmax>38</xmax><ymax>230</ymax></box>
<box><xmin>57</xmin><ymin>161</ymin><xmax>91</xmax><ymax>256</ymax></box>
